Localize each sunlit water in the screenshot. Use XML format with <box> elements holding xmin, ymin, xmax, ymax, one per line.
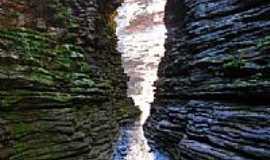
<box><xmin>113</xmin><ymin>0</ymin><xmax>169</xmax><ymax>160</ymax></box>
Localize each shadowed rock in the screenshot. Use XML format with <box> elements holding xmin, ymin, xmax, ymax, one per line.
<box><xmin>144</xmin><ymin>0</ymin><xmax>270</xmax><ymax>159</ymax></box>
<box><xmin>0</xmin><ymin>0</ymin><xmax>140</xmax><ymax>159</ymax></box>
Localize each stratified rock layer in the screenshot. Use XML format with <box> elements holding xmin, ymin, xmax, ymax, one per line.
<box><xmin>0</xmin><ymin>0</ymin><xmax>140</xmax><ymax>159</ymax></box>
<box><xmin>144</xmin><ymin>0</ymin><xmax>270</xmax><ymax>160</ymax></box>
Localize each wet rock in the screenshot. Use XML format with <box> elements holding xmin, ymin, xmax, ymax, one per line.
<box><xmin>0</xmin><ymin>0</ymin><xmax>140</xmax><ymax>159</ymax></box>
<box><xmin>145</xmin><ymin>0</ymin><xmax>270</xmax><ymax>160</ymax></box>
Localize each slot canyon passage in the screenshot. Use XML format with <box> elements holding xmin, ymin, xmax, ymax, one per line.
<box><xmin>113</xmin><ymin>0</ymin><xmax>170</xmax><ymax>159</ymax></box>
<box><xmin>0</xmin><ymin>0</ymin><xmax>270</xmax><ymax>160</ymax></box>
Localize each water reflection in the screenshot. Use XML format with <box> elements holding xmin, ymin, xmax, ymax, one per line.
<box><xmin>113</xmin><ymin>0</ymin><xmax>169</xmax><ymax>160</ymax></box>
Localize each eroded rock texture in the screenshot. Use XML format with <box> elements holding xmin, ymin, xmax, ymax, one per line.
<box><xmin>144</xmin><ymin>0</ymin><xmax>270</xmax><ymax>159</ymax></box>
<box><xmin>0</xmin><ymin>0</ymin><xmax>140</xmax><ymax>159</ymax></box>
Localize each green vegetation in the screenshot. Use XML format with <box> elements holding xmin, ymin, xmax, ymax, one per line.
<box><xmin>223</xmin><ymin>57</ymin><xmax>245</xmax><ymax>70</ymax></box>
<box><xmin>257</xmin><ymin>36</ymin><xmax>270</xmax><ymax>48</ymax></box>
<box><xmin>115</xmin><ymin>101</ymin><xmax>141</xmax><ymax>122</ymax></box>
<box><xmin>0</xmin><ymin>90</ymin><xmax>73</xmax><ymax>108</ymax></box>
<box><xmin>14</xmin><ymin>142</ymin><xmax>26</xmax><ymax>154</ymax></box>
<box><xmin>47</xmin><ymin>0</ymin><xmax>78</xmax><ymax>28</ymax></box>
<box><xmin>12</xmin><ymin>122</ymin><xmax>33</xmax><ymax>137</ymax></box>
<box><xmin>0</xmin><ymin>28</ymin><xmax>103</xmax><ymax>109</ymax></box>
<box><xmin>0</xmin><ymin>28</ymin><xmax>92</xmax><ymax>75</ymax></box>
<box><xmin>0</xmin><ymin>1</ymin><xmax>138</xmax><ymax>159</ymax></box>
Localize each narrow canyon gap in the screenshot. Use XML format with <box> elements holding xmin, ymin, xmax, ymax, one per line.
<box><xmin>0</xmin><ymin>0</ymin><xmax>270</xmax><ymax>160</ymax></box>
<box><xmin>113</xmin><ymin>0</ymin><xmax>170</xmax><ymax>159</ymax></box>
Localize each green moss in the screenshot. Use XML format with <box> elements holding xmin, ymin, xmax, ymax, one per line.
<box><xmin>9</xmin><ymin>11</ymin><xmax>23</xmax><ymax>19</ymax></box>
<box><xmin>96</xmin><ymin>80</ymin><xmax>113</xmax><ymax>89</ymax></box>
<box><xmin>0</xmin><ymin>28</ymin><xmax>51</xmax><ymax>62</ymax></box>
<box><xmin>79</xmin><ymin>62</ymin><xmax>92</xmax><ymax>72</ymax></box>
<box><xmin>0</xmin><ymin>28</ymin><xmax>94</xmax><ymax>84</ymax></box>
<box><xmin>223</xmin><ymin>57</ymin><xmax>245</xmax><ymax>70</ymax></box>
<box><xmin>0</xmin><ymin>90</ymin><xmax>74</xmax><ymax>109</ymax></box>
<box><xmin>29</xmin><ymin>71</ymin><xmax>55</xmax><ymax>86</ymax></box>
<box><xmin>1</xmin><ymin>96</ymin><xmax>24</xmax><ymax>107</ymax></box>
<box><xmin>11</xmin><ymin>122</ymin><xmax>33</xmax><ymax>137</ymax></box>
<box><xmin>115</xmin><ymin>101</ymin><xmax>141</xmax><ymax>121</ymax></box>
<box><xmin>257</xmin><ymin>36</ymin><xmax>270</xmax><ymax>49</ymax></box>
<box><xmin>43</xmin><ymin>0</ymin><xmax>78</xmax><ymax>29</ymax></box>
<box><xmin>52</xmin><ymin>93</ymin><xmax>72</xmax><ymax>102</ymax></box>
<box><xmin>73</xmin><ymin>78</ymin><xmax>95</xmax><ymax>87</ymax></box>
<box><xmin>53</xmin><ymin>44</ymin><xmax>86</xmax><ymax>69</ymax></box>
<box><xmin>14</xmin><ymin>142</ymin><xmax>26</xmax><ymax>155</ymax></box>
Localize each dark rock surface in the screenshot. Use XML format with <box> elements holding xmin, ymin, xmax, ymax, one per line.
<box><xmin>0</xmin><ymin>0</ymin><xmax>140</xmax><ymax>159</ymax></box>
<box><xmin>144</xmin><ymin>0</ymin><xmax>270</xmax><ymax>159</ymax></box>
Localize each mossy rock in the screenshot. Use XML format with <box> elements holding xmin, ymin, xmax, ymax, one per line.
<box><xmin>223</xmin><ymin>57</ymin><xmax>245</xmax><ymax>70</ymax></box>
<box><xmin>0</xmin><ymin>28</ymin><xmax>97</xmax><ymax>87</ymax></box>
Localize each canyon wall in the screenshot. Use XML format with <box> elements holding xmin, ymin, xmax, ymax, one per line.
<box><xmin>145</xmin><ymin>0</ymin><xmax>270</xmax><ymax>160</ymax></box>
<box><xmin>0</xmin><ymin>0</ymin><xmax>140</xmax><ymax>159</ymax></box>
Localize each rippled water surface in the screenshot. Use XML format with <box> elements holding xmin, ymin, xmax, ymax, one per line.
<box><xmin>113</xmin><ymin>0</ymin><xmax>169</xmax><ymax>160</ymax></box>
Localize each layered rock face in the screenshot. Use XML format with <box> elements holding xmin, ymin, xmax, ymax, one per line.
<box><xmin>0</xmin><ymin>0</ymin><xmax>139</xmax><ymax>159</ymax></box>
<box><xmin>145</xmin><ymin>0</ymin><xmax>270</xmax><ymax>160</ymax></box>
